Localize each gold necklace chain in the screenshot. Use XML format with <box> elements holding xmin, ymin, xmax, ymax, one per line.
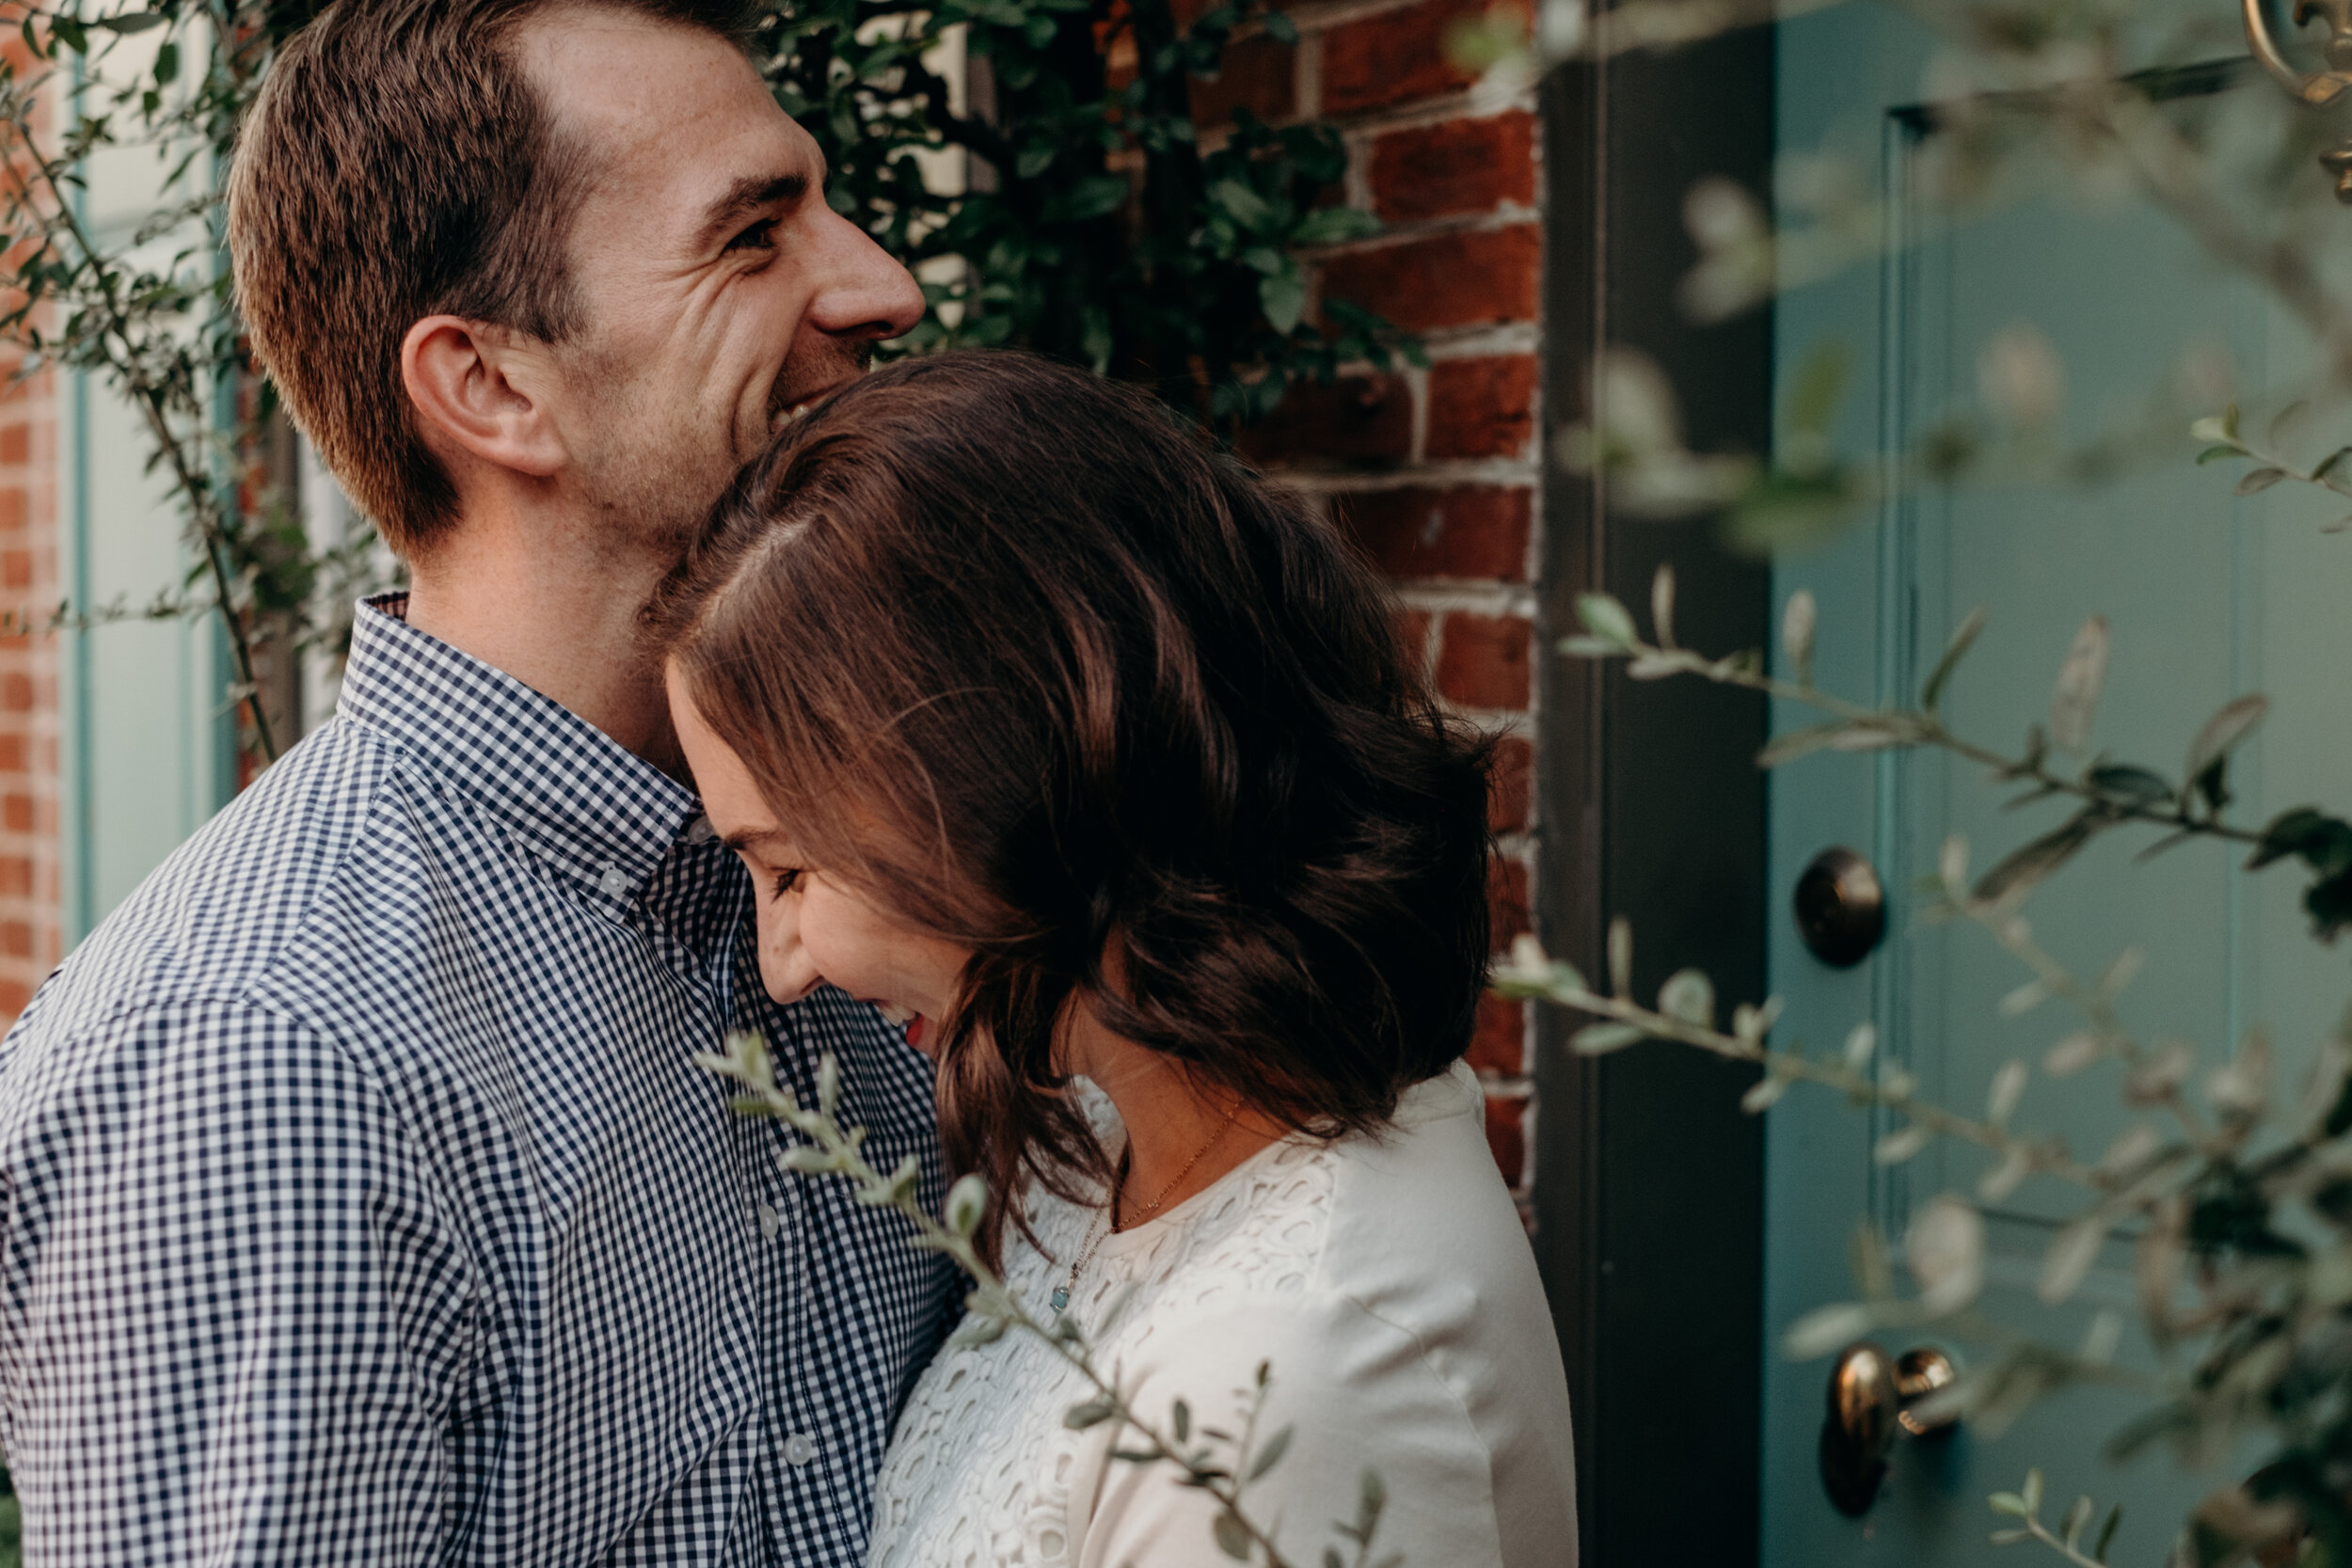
<box><xmin>1050</xmin><ymin>1101</ymin><xmax>1242</xmax><ymax>1316</ymax></box>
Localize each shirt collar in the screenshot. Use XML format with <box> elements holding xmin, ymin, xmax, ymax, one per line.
<box><xmin>336</xmin><ymin>593</ymin><xmax>701</xmax><ymax>908</ymax></box>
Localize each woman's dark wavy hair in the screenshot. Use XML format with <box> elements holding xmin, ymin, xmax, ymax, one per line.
<box><xmin>651</xmin><ymin>350</ymin><xmax>1496</xmax><ymax>1271</ymax></box>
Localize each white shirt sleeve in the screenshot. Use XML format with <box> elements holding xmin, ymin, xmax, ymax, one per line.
<box><xmin>1073</xmin><ymin>1295</ymin><xmax>1506</xmax><ymax>1568</ymax></box>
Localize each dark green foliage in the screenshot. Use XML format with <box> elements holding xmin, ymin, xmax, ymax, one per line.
<box><xmin>756</xmin><ymin>0</ymin><xmax>1418</xmax><ymax>428</ymax></box>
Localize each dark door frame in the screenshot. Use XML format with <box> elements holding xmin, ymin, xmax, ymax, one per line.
<box><xmin>1533</xmin><ymin>30</ymin><xmax>1778</xmax><ymax>1568</ymax></box>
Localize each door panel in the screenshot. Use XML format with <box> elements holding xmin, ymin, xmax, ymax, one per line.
<box><xmin>1764</xmin><ymin>11</ymin><xmax>2342</xmax><ymax>1561</ymax></box>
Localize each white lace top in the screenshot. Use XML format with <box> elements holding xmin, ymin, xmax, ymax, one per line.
<box><xmin>866</xmin><ymin>1062</ymin><xmax>1579</xmax><ymax>1568</ymax></box>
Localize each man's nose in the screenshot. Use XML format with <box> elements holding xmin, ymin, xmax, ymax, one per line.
<box><xmin>804</xmin><ymin>207</ymin><xmax>926</xmax><ymax>342</ymax></box>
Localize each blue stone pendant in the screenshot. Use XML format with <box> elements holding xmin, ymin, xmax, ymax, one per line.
<box><xmin>1049</xmin><ymin>1286</ymin><xmax>1070</xmax><ymax>1314</ymax></box>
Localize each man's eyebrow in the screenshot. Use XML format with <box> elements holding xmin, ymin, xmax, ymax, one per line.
<box><xmin>696</xmin><ymin>172</ymin><xmax>808</xmax><ymax>249</ymax></box>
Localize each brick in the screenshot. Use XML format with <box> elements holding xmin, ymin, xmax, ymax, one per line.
<box><xmin>1370</xmin><ymin>110</ymin><xmax>1536</xmax><ymax>222</ymax></box>
<box><xmin>1488</xmin><ymin>734</ymin><xmax>1532</xmax><ymax>832</ymax></box>
<box><xmin>1339</xmin><ymin>484</ymin><xmax>1530</xmax><ymax>580</ymax></box>
<box><xmin>1238</xmin><ymin>373</ymin><xmax>1409</xmax><ymax>467</ymax></box>
<box><xmin>1487</xmin><ymin>856</ymin><xmax>1529</xmax><ymax>945</ymax></box>
<box><xmin>1467</xmin><ymin>991</ymin><xmax>1526</xmax><ymax>1074</ymax></box>
<box><xmin>0</xmin><ymin>979</ymin><xmax>29</xmax><ymax>1021</ymax></box>
<box><xmin>0</xmin><ymin>673</ymin><xmax>31</xmax><ymax>715</ymax></box>
<box><xmin>0</xmin><ymin>423</ymin><xmax>27</xmax><ymax>465</ymax></box>
<box><xmin>1394</xmin><ymin>606</ymin><xmax>1432</xmax><ymax>670</ymax></box>
<box><xmin>2</xmin><ymin>794</ymin><xmax>30</xmax><ymax>833</ymax></box>
<box><xmin>1</xmin><ymin>549</ymin><xmax>31</xmax><ymax>591</ymax></box>
<box><xmin>2</xmin><ymin>922</ymin><xmax>29</xmax><ymax>959</ymax></box>
<box><xmin>0</xmin><ymin>486</ymin><xmax>26</xmax><ymax>534</ymax></box>
<box><xmin>1484</xmin><ymin>1094</ymin><xmax>1528</xmax><ymax>1188</ymax></box>
<box><xmin>1427</xmin><ymin>355</ymin><xmax>1537</xmax><ymax>460</ymax></box>
<box><xmin>0</xmin><ymin>857</ymin><xmax>30</xmax><ymax>897</ymax></box>
<box><xmin>1319</xmin><ymin>225</ymin><xmax>1539</xmax><ymax>334</ymax></box>
<box><xmin>1321</xmin><ymin>0</ymin><xmax>1525</xmax><ymax>115</ymax></box>
<box><xmin>1437</xmin><ymin>611</ymin><xmax>1530</xmax><ymax>709</ymax></box>
<box><xmin>1190</xmin><ymin>33</ymin><xmax>1295</xmax><ymax>126</ymax></box>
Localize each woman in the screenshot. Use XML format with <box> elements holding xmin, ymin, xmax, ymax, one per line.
<box><xmin>653</xmin><ymin>351</ymin><xmax>1577</xmax><ymax>1567</ymax></box>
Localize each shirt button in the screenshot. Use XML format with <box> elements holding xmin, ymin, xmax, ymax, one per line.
<box><xmin>784</xmin><ymin>1433</ymin><xmax>818</xmax><ymax>1466</ymax></box>
<box><xmin>596</xmin><ymin>865</ymin><xmax>632</xmax><ymax>898</ymax></box>
<box><xmin>684</xmin><ymin>814</ymin><xmax>717</xmax><ymax>844</ymax></box>
<box><xmin>757</xmin><ymin>1202</ymin><xmax>782</xmax><ymax>1240</ymax></box>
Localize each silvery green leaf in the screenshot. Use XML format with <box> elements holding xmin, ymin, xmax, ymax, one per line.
<box><xmin>1064</xmin><ymin>1397</ymin><xmax>1118</xmax><ymax>1430</ymax></box>
<box><xmin>779</xmin><ymin>1145</ymin><xmax>834</xmax><ymax>1174</ymax></box>
<box><xmin>1561</xmin><ymin>634</ymin><xmax>1629</xmax><ymax>657</ymax></box>
<box><xmin>2184</xmin><ymin>694</ymin><xmax>2267</xmax><ymax>792</ymax></box>
<box><xmin>1650</xmin><ymin>563</ymin><xmax>1677</xmax><ymax>648</ymax></box>
<box><xmin>1974</xmin><ymin>816</ymin><xmax>2098</xmax><ymax>904</ymax></box>
<box><xmin>2313</xmin><ymin>445</ymin><xmax>2352</xmax><ymax>485</ymax></box>
<box><xmin>1875</xmin><ymin>1125</ymin><xmax>1931</xmax><ymax>1164</ymax></box>
<box><xmin>2094</xmin><ymin>1123</ymin><xmax>2160</xmax><ymax>1180</ymax></box>
<box><xmin>1756</xmin><ymin>721</ymin><xmax>1853</xmax><ymax>768</ymax></box>
<box><xmin>2023</xmin><ymin>1469</ymin><xmax>2045</xmax><ymax>1516</ymax></box>
<box><xmin>1173</xmin><ymin>1400</ymin><xmax>1190</xmax><ymax>1442</ymax></box>
<box><xmin>1989</xmin><ymin>1528</ymin><xmax>2031</xmax><ymax>1544</ymax></box>
<box><xmin>1658</xmin><ymin>968</ymin><xmax>1715</xmax><ymax>1026</ymax></box>
<box><xmin>1577</xmin><ymin>593</ymin><xmax>1639</xmax><ymax>648</ymax></box>
<box><xmin>2078</xmin><ymin>1312</ymin><xmax>2122</xmax><ymax>1370</ymax></box>
<box><xmin>1740</xmin><ymin>1073</ymin><xmax>1790</xmax><ymax>1113</ymax></box>
<box><xmin>1920</xmin><ymin>608</ymin><xmax>1988</xmax><ymax>712</ymax></box>
<box><xmin>1248</xmin><ymin>1424</ymin><xmax>1293</xmax><ymax>1481</ymax></box>
<box><xmin>1881</xmin><ymin>1064</ymin><xmax>1917</xmax><ymax>1101</ymax></box>
<box><xmin>2206</xmin><ymin>1026</ymin><xmax>2272</xmax><ymax>1117</ymax></box>
<box><xmin>2038</xmin><ymin>1213</ymin><xmax>2107</xmax><ymax>1304</ymax></box>
<box><xmin>2043</xmin><ymin>1032</ymin><xmax>2101</xmax><ymax>1077</ymax></box>
<box><xmin>945</xmin><ymin>1174</ymin><xmax>989</xmax><ymax>1237</ymax></box>
<box><xmin>1626</xmin><ymin>654</ymin><xmax>1684</xmax><ymax>680</ymax></box>
<box><xmin>2234</xmin><ymin>466</ymin><xmax>2287</xmax><ymax>495</ymax></box>
<box><xmin>1986</xmin><ymin>1059</ymin><xmax>2028</xmax><ymax>1126</ymax></box>
<box><xmin>1939</xmin><ymin>834</ymin><xmax>1970</xmax><ymax>893</ymax></box>
<box><xmin>1989</xmin><ymin>1491</ymin><xmax>2031</xmax><ymax>1519</ymax></box>
<box><xmin>1842</xmin><ymin>1022</ymin><xmax>1877</xmax><ymax>1073</ymax></box>
<box><xmin>948</xmin><ymin>1315</ymin><xmax>1008</xmax><ymax>1349</ymax></box>
<box><xmin>2096</xmin><ymin>947</ymin><xmax>2145</xmax><ymax>1002</ymax></box>
<box><xmin>90</xmin><ymin>11</ymin><xmax>168</xmax><ymax>33</ymax></box>
<box><xmin>1212</xmin><ymin>1511</ymin><xmax>1251</xmax><ymax>1560</ymax></box>
<box><xmin>1572</xmin><ymin>1022</ymin><xmax>1646</xmax><ymax>1054</ymax></box>
<box><xmin>818</xmin><ymin>1053</ymin><xmax>842</xmax><ymax>1117</ymax></box>
<box><xmin>1608</xmin><ymin>916</ymin><xmax>1631</xmax><ymax>998</ymax></box>
<box><xmin>1907</xmin><ymin>1194</ymin><xmax>1985</xmax><ymax>1313</ymax></box>
<box><xmin>1999</xmin><ymin>980</ymin><xmax>2050</xmax><ymax>1019</ymax></box>
<box><xmin>2270</xmin><ymin>399</ymin><xmax>2312</xmax><ymax>446</ymax></box>
<box><xmin>1782</xmin><ymin>1300</ymin><xmax>1877</xmax><ymax>1360</ymax></box>
<box><xmin>1781</xmin><ymin>589</ymin><xmax>1818</xmax><ymax>686</ymax></box>
<box><xmin>2124</xmin><ymin>1040</ymin><xmax>2194</xmax><ymax>1105</ymax></box>
<box><xmin>2048</xmin><ymin>615</ymin><xmax>2110</xmax><ymax>754</ymax></box>
<box><xmin>1978</xmin><ymin>1146</ymin><xmax>2031</xmax><ymax>1202</ymax></box>
<box><xmin>2187</xmin><ymin>407</ymin><xmax>2235</xmax><ymax>445</ymax></box>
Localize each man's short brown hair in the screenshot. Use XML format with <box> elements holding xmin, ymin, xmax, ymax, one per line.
<box><xmin>227</xmin><ymin>0</ymin><xmax>762</xmax><ymax>558</ymax></box>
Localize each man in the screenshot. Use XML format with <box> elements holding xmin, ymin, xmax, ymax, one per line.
<box><xmin>0</xmin><ymin>3</ymin><xmax>956</xmax><ymax>1561</ymax></box>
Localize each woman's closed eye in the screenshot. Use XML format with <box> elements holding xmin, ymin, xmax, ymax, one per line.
<box><xmin>770</xmin><ymin>867</ymin><xmax>803</xmax><ymax>899</ymax></box>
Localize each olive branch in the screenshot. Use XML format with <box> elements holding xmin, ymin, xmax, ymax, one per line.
<box><xmin>696</xmin><ymin>1030</ymin><xmax>1398</xmax><ymax>1568</ymax></box>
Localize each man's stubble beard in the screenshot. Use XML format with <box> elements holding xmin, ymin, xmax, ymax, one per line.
<box><xmin>577</xmin><ymin>337</ymin><xmax>881</xmax><ymax>568</ymax></box>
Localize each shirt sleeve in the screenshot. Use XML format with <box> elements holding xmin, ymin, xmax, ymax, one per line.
<box><xmin>0</xmin><ymin>998</ymin><xmax>478</xmax><ymax>1565</ymax></box>
<box><xmin>1075</xmin><ymin>1297</ymin><xmax>1507</xmax><ymax>1568</ymax></box>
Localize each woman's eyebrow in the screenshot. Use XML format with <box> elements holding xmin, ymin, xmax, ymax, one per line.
<box><xmin>720</xmin><ymin>826</ymin><xmax>794</xmax><ymax>856</ymax></box>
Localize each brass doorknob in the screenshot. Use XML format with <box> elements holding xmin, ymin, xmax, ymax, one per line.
<box><xmin>1819</xmin><ymin>1342</ymin><xmax>1959</xmax><ymax>1516</ymax></box>
<box><xmin>1794</xmin><ymin>847</ymin><xmax>1885</xmax><ymax>969</ymax></box>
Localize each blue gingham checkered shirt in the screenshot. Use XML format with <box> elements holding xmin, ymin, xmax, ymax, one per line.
<box><xmin>0</xmin><ymin>597</ymin><xmax>958</xmax><ymax>1564</ymax></box>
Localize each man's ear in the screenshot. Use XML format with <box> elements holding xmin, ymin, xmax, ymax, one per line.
<box><xmin>400</xmin><ymin>315</ymin><xmax>568</xmax><ymax>479</ymax></box>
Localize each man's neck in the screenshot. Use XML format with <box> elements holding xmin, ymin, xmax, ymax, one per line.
<box><xmin>403</xmin><ymin>513</ymin><xmax>684</xmax><ymax>775</ymax></box>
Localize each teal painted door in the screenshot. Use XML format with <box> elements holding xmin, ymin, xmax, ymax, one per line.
<box><xmin>1762</xmin><ymin>12</ymin><xmax>2349</xmax><ymax>1562</ymax></box>
<box><xmin>57</xmin><ymin>96</ymin><xmax>237</xmax><ymax>943</ymax></box>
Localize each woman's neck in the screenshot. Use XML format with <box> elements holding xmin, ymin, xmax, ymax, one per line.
<box><xmin>1065</xmin><ymin>1006</ymin><xmax>1282</xmax><ymax>1227</ymax></box>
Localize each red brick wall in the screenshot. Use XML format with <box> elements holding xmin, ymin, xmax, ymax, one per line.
<box><xmin>1212</xmin><ymin>2</ymin><xmax>1544</xmax><ymax>1206</ymax></box>
<box><xmin>0</xmin><ymin>46</ymin><xmax>64</xmax><ymax>1029</ymax></box>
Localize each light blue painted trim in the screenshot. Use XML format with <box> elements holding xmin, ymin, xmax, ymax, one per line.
<box><xmin>59</xmin><ymin>56</ymin><xmax>93</xmax><ymax>947</ymax></box>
